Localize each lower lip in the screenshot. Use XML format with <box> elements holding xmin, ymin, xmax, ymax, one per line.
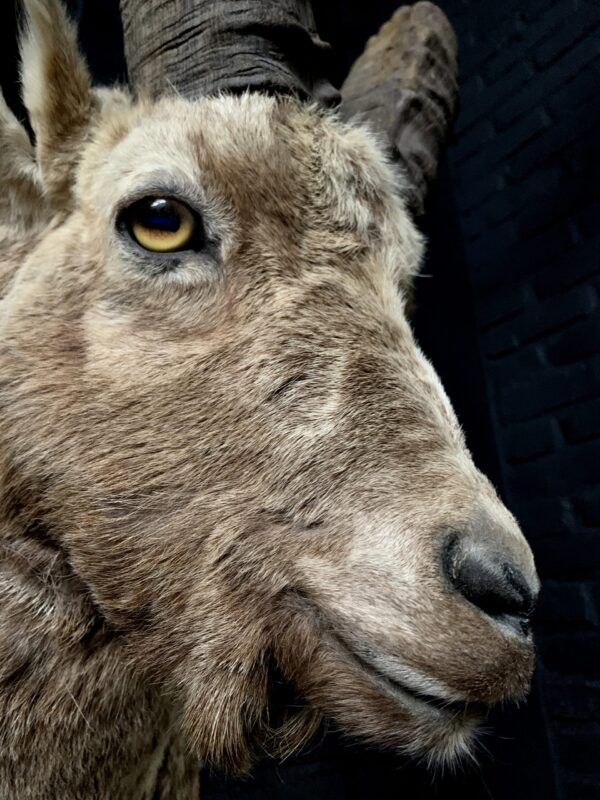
<box><xmin>378</xmin><ymin>672</ymin><xmax>486</xmax><ymax>718</ymax></box>
<box><xmin>333</xmin><ymin>636</ymin><xmax>486</xmax><ymax>719</ymax></box>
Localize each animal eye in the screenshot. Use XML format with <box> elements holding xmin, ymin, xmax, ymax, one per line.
<box><xmin>122</xmin><ymin>197</ymin><xmax>199</xmax><ymax>252</ymax></box>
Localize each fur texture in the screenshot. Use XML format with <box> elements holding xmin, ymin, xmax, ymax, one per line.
<box><xmin>0</xmin><ymin>1</ymin><xmax>539</xmax><ymax>797</ymax></box>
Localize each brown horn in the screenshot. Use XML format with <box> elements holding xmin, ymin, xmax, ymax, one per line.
<box><xmin>118</xmin><ymin>0</ymin><xmax>340</xmax><ymax>105</ymax></box>
<box><xmin>339</xmin><ymin>2</ymin><xmax>459</xmax><ymax>217</ymax></box>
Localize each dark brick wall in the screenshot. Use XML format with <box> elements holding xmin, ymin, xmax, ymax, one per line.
<box><xmin>436</xmin><ymin>1</ymin><xmax>600</xmax><ymax>796</ymax></box>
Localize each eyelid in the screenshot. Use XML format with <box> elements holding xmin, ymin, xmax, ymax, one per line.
<box><xmin>114</xmin><ymin>185</ymin><xmax>204</xmax><ymax>221</ymax></box>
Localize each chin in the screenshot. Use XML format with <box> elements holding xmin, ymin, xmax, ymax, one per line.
<box><xmin>288</xmin><ymin>635</ymin><xmax>486</xmax><ymax>771</ymax></box>
<box><xmin>177</xmin><ymin>595</ymin><xmax>533</xmax><ymax>773</ymax></box>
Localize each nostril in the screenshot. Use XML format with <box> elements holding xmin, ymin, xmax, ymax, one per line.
<box><xmin>444</xmin><ymin>538</ymin><xmax>536</xmax><ymax>631</ymax></box>
<box><xmin>454</xmin><ymin>557</ymin><xmax>533</xmax><ymax>617</ymax></box>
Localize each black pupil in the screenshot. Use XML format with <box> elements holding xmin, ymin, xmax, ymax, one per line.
<box><xmin>139</xmin><ymin>199</ymin><xmax>181</xmax><ymax>232</ymax></box>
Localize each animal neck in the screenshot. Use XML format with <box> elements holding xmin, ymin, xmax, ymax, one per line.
<box><xmin>0</xmin><ymin>514</ymin><xmax>199</xmax><ymax>798</ymax></box>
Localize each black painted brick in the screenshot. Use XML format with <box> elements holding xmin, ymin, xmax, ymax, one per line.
<box><xmin>556</xmin><ymin>730</ymin><xmax>600</xmax><ymax>773</ymax></box>
<box><xmin>463</xmin><ymin>216</ymin><xmax>516</xmax><ymax>251</ymax></box>
<box><xmin>482</xmin><ymin>328</ymin><xmax>519</xmax><ymax>359</ymax></box>
<box><xmin>534</xmin><ymin>237</ymin><xmax>599</xmax><ymax>298</ymax></box>
<box><xmin>588</xmin><ymin>582</ymin><xmax>600</xmax><ymax>621</ymax></box>
<box><xmin>564</xmin><ymin>441</ymin><xmax>600</xmax><ymax>487</ymax></box>
<box><xmin>560</xmin><ymin>398</ymin><xmax>600</xmax><ymax>444</ymax></box>
<box><xmin>478</xmin><ymin>192</ymin><xmax>515</xmax><ymax>228</ymax></box>
<box><xmin>503</xmin><ymin>418</ymin><xmax>560</xmax><ymax>463</ymax></box>
<box><xmin>456</xmin><ymin>15</ymin><xmax>522</xmax><ymax>75</ymax></box>
<box><xmin>544</xmin><ymin>680</ymin><xmax>600</xmax><ymax>720</ymax></box>
<box><xmin>574</xmin><ymin>202</ymin><xmax>600</xmax><ymax>239</ymax></box>
<box><xmin>522</xmin><ymin>0</ymin><xmax>582</xmax><ymax>26</ymax></box>
<box><xmin>546</xmin><ymin>63</ymin><xmax>600</xmax><ymax>119</ymax></box>
<box><xmin>505</xmin><ymin>453</ymin><xmax>561</xmax><ymax>494</ymax></box>
<box><xmin>469</xmin><ymin>222</ymin><xmax>574</xmax><ymax>290</ymax></box>
<box><xmin>547</xmin><ymin>315</ymin><xmax>600</xmax><ymax>366</ymax></box>
<box><xmin>517</xmin><ymin>286</ymin><xmax>595</xmax><ymax>343</ymax></box>
<box><xmin>455</xmin><ymin>61</ymin><xmax>535</xmax><ymax>134</ymax></box>
<box><xmin>481</xmin><ymin>35</ymin><xmax>530</xmax><ymax>82</ymax></box>
<box><xmin>452</xmin><ymin>120</ymin><xmax>495</xmax><ymax>165</ymax></box>
<box><xmin>572</xmin><ymin>488</ymin><xmax>600</xmax><ymax>527</ymax></box>
<box><xmin>519</xmin><ymin>0</ymin><xmax>557</xmax><ymax>22</ymax></box>
<box><xmin>499</xmin><ymin>355</ymin><xmax>600</xmax><ymax>423</ymax></box>
<box><xmin>454</xmin><ymin>170</ymin><xmax>507</xmax><ymax>216</ymax></box>
<box><xmin>459</xmin><ymin>109</ymin><xmax>550</xmax><ymax>187</ymax></box>
<box><xmin>540</xmin><ymin>632</ymin><xmax>600</xmax><ymax>675</ymax></box>
<box><xmin>520</xmin><ymin>223</ymin><xmax>576</xmax><ymax>271</ymax></box>
<box><xmin>535</xmin><ymin>15</ymin><xmax>599</xmax><ymax>68</ymax></box>
<box><xmin>434</xmin><ymin>0</ymin><xmax>599</xmax><ymax>791</ymax></box>
<box><xmin>517</xmin><ymin>177</ymin><xmax>595</xmax><ymax>239</ymax></box>
<box><xmin>561</xmin><ymin>124</ymin><xmax>600</xmax><ymax>173</ymax></box>
<box><xmin>477</xmin><ymin>285</ymin><xmax>531</xmax><ymax>330</ymax></box>
<box><xmin>533</xmin><ymin>534</ymin><xmax>600</xmax><ymax>579</ymax></box>
<box><xmin>457</xmin><ymin>0</ymin><xmax>578</xmax><ymax>88</ymax></box>
<box><xmin>536</xmin><ymin>581</ymin><xmax>596</xmax><ymax>626</ymax></box>
<box><xmin>564</xmin><ymin>778</ymin><xmax>600</xmax><ymax>800</ymax></box>
<box><xmin>464</xmin><ymin>0</ymin><xmax>519</xmax><ymax>35</ymax></box>
<box><xmin>459</xmin><ymin>73</ymin><xmax>485</xmax><ymax>108</ymax></box>
<box><xmin>513</xmin><ymin>495</ymin><xmax>576</xmax><ymax>539</ymax></box>
<box><xmin>481</xmin><ymin>166</ymin><xmax>563</xmax><ymax>228</ymax></box>
<box><xmin>488</xmin><ymin>344</ymin><xmax>546</xmax><ymax>388</ymax></box>
<box><xmin>505</xmin><ymin>106</ymin><xmax>596</xmax><ymax>184</ymax></box>
<box><xmin>511</xmin><ymin>442</ymin><xmax>600</xmax><ymax>496</ymax></box>
<box><xmin>494</xmin><ymin>35</ymin><xmax>599</xmax><ymax>131</ymax></box>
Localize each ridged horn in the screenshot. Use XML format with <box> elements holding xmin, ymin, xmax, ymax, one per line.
<box><xmin>339</xmin><ymin>2</ymin><xmax>459</xmax><ymax>217</ymax></box>
<box><xmin>119</xmin><ymin>0</ymin><xmax>339</xmax><ymax>105</ymax></box>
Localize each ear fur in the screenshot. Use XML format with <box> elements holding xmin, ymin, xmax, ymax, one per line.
<box><xmin>0</xmin><ymin>91</ymin><xmax>49</xmax><ymax>231</ymax></box>
<box><xmin>20</xmin><ymin>0</ymin><xmax>97</xmax><ymax>208</ymax></box>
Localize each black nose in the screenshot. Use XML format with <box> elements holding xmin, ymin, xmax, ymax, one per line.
<box><xmin>444</xmin><ymin>537</ymin><xmax>536</xmax><ymax>634</ymax></box>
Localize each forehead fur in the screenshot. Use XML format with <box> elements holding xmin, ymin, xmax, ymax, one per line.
<box><xmin>77</xmin><ymin>93</ymin><xmax>424</xmax><ymax>283</ymax></box>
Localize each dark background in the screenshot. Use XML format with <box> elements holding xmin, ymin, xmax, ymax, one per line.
<box><xmin>2</xmin><ymin>1</ymin><xmax>598</xmax><ymax>798</ymax></box>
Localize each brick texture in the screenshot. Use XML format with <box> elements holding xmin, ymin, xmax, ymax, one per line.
<box><xmin>440</xmin><ymin>0</ymin><xmax>600</xmax><ymax>796</ymax></box>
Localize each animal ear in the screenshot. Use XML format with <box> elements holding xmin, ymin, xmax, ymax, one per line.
<box><xmin>0</xmin><ymin>90</ymin><xmax>50</xmax><ymax>230</ymax></box>
<box><xmin>19</xmin><ymin>0</ymin><xmax>97</xmax><ymax>208</ymax></box>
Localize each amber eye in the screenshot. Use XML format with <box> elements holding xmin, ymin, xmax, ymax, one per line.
<box><xmin>124</xmin><ymin>197</ymin><xmax>198</xmax><ymax>252</ymax></box>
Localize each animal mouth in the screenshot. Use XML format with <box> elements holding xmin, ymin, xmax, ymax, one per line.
<box><xmin>329</xmin><ymin>632</ymin><xmax>486</xmax><ymax>722</ymax></box>
<box><xmin>285</xmin><ymin>590</ymin><xmax>487</xmax><ymax>723</ymax></box>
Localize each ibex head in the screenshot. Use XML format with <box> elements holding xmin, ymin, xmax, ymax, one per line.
<box><xmin>0</xmin><ymin>0</ymin><xmax>538</xmax><ymax>772</ymax></box>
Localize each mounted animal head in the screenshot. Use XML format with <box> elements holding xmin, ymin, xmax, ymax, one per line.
<box><xmin>0</xmin><ymin>0</ymin><xmax>538</xmax><ymax>772</ymax></box>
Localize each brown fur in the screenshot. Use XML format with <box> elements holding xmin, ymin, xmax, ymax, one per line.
<box><xmin>0</xmin><ymin>1</ymin><xmax>539</xmax><ymax>797</ymax></box>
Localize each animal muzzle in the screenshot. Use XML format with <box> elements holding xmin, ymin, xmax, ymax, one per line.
<box><xmin>427</xmin><ymin>502</ymin><xmax>540</xmax><ymax>704</ymax></box>
<box><xmin>423</xmin><ymin>502</ymin><xmax>540</xmax><ymax>704</ymax></box>
<box><xmin>441</xmin><ymin>511</ymin><xmax>539</xmax><ymax>636</ymax></box>
<box><xmin>443</xmin><ymin>529</ymin><xmax>538</xmax><ymax>639</ymax></box>
<box><xmin>298</xmin><ymin>495</ymin><xmax>539</xmax><ymax>708</ymax></box>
